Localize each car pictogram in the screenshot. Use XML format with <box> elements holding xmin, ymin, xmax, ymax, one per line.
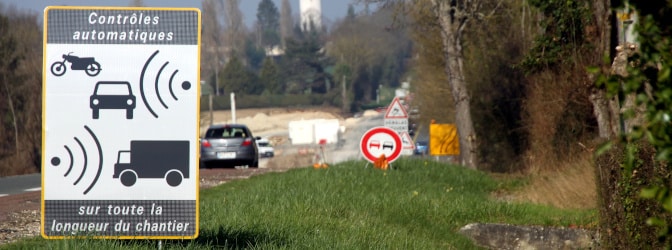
<box><xmin>383</xmin><ymin>141</ymin><xmax>394</xmax><ymax>150</ymax></box>
<box><xmin>369</xmin><ymin>140</ymin><xmax>381</xmax><ymax>149</ymax></box>
<box><xmin>90</xmin><ymin>81</ymin><xmax>136</xmax><ymax>119</ymax></box>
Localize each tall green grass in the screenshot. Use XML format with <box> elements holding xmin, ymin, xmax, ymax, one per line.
<box><xmin>2</xmin><ymin>158</ymin><xmax>596</xmax><ymax>249</ymax></box>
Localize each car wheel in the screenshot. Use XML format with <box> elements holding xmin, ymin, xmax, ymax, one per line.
<box><xmin>201</xmin><ymin>161</ymin><xmax>213</xmax><ymax>169</ymax></box>
<box><xmin>126</xmin><ymin>109</ymin><xmax>133</xmax><ymax>119</ymax></box>
<box><xmin>250</xmin><ymin>160</ymin><xmax>259</xmax><ymax>168</ymax></box>
<box><xmin>92</xmin><ymin>109</ymin><xmax>99</xmax><ymax>119</ymax></box>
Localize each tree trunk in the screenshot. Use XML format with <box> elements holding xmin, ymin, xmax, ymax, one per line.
<box><xmin>433</xmin><ymin>0</ymin><xmax>478</xmax><ymax>169</ymax></box>
<box><xmin>590</xmin><ymin>0</ymin><xmax>620</xmax><ymax>138</ymax></box>
<box><xmin>589</xmin><ymin>90</ymin><xmax>617</xmax><ymax>138</ymax></box>
<box><xmin>2</xmin><ymin>80</ymin><xmax>19</xmax><ymax>156</ymax></box>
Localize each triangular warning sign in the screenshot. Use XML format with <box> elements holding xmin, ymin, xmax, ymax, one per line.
<box><xmin>384</xmin><ymin>97</ymin><xmax>408</xmax><ymax>119</ymax></box>
<box><xmin>399</xmin><ymin>131</ymin><xmax>415</xmax><ymax>149</ymax></box>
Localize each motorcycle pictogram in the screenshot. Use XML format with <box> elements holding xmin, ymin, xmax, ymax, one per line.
<box><xmin>51</xmin><ymin>52</ymin><xmax>102</xmax><ymax>77</ymax></box>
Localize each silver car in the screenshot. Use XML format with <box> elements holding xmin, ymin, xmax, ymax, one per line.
<box><xmin>200</xmin><ymin>124</ymin><xmax>259</xmax><ymax>168</ymax></box>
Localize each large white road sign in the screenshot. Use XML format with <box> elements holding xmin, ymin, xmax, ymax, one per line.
<box><xmin>42</xmin><ymin>6</ymin><xmax>201</xmax><ymax>239</ymax></box>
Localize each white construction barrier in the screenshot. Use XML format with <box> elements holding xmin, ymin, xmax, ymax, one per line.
<box><xmin>288</xmin><ymin>119</ymin><xmax>341</xmax><ymax>145</ymax></box>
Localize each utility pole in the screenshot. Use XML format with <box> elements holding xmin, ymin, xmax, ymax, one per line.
<box><xmin>214</xmin><ymin>55</ymin><xmax>219</xmax><ymax>96</ymax></box>
<box><xmin>341</xmin><ymin>75</ymin><xmax>347</xmax><ymax>113</ymax></box>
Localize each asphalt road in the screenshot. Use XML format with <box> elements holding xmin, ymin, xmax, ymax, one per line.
<box><xmin>0</xmin><ymin>174</ymin><xmax>41</xmax><ymax>197</ymax></box>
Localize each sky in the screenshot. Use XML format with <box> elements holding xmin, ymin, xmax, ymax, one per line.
<box><xmin>1</xmin><ymin>0</ymin><xmax>360</xmax><ymax>28</ymax></box>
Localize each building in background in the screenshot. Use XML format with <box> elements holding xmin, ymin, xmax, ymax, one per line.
<box><xmin>300</xmin><ymin>0</ymin><xmax>321</xmax><ymax>31</ymax></box>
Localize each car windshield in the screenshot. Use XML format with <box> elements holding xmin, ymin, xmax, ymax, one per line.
<box><xmin>258</xmin><ymin>142</ymin><xmax>270</xmax><ymax>147</ymax></box>
<box><xmin>205</xmin><ymin>127</ymin><xmax>247</xmax><ymax>138</ymax></box>
<box><xmin>95</xmin><ymin>83</ymin><xmax>130</xmax><ymax>95</ymax></box>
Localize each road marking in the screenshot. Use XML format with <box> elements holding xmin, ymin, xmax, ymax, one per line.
<box><xmin>0</xmin><ymin>194</ymin><xmax>8</xmax><ymax>197</ymax></box>
<box><xmin>25</xmin><ymin>187</ymin><xmax>41</xmax><ymax>192</ymax></box>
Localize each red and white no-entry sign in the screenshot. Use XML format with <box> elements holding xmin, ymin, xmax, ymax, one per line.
<box><xmin>360</xmin><ymin>126</ymin><xmax>403</xmax><ymax>163</ymax></box>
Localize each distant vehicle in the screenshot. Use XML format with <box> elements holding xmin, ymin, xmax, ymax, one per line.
<box><xmin>90</xmin><ymin>81</ymin><xmax>136</xmax><ymax>119</ymax></box>
<box><xmin>256</xmin><ymin>137</ymin><xmax>274</xmax><ymax>158</ymax></box>
<box><xmin>414</xmin><ymin>140</ymin><xmax>428</xmax><ymax>155</ymax></box>
<box><xmin>113</xmin><ymin>140</ymin><xmax>190</xmax><ymax>187</ymax></box>
<box><xmin>200</xmin><ymin>124</ymin><xmax>259</xmax><ymax>168</ymax></box>
<box><xmin>374</xmin><ymin>107</ymin><xmax>387</xmax><ymax>113</ymax></box>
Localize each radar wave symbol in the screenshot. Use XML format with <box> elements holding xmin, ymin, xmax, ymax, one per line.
<box><xmin>50</xmin><ymin>125</ymin><xmax>103</xmax><ymax>195</ymax></box>
<box><xmin>140</xmin><ymin>50</ymin><xmax>192</xmax><ymax>118</ymax></box>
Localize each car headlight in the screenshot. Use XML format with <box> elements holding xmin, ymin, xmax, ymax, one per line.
<box><xmin>92</xmin><ymin>99</ymin><xmax>99</xmax><ymax>105</ymax></box>
<box><xmin>127</xmin><ymin>99</ymin><xmax>133</xmax><ymax>105</ymax></box>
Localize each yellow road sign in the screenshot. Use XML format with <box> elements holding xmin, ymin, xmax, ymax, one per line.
<box><xmin>429</xmin><ymin>124</ymin><xmax>459</xmax><ymax>155</ymax></box>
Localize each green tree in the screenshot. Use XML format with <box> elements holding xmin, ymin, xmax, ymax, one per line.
<box><xmin>597</xmin><ymin>1</ymin><xmax>672</xmax><ymax>248</ymax></box>
<box><xmin>245</xmin><ymin>38</ymin><xmax>266</xmax><ymax>71</ymax></box>
<box><xmin>281</xmin><ymin>32</ymin><xmax>331</xmax><ymax>95</ymax></box>
<box><xmin>256</xmin><ymin>0</ymin><xmax>280</xmax><ymax>48</ymax></box>
<box><xmin>520</xmin><ymin>0</ymin><xmax>591</xmax><ymax>73</ymax></box>
<box><xmin>259</xmin><ymin>57</ymin><xmax>283</xmax><ymax>95</ymax></box>
<box><xmin>346</xmin><ymin>4</ymin><xmax>356</xmax><ymax>20</ymax></box>
<box><xmin>219</xmin><ymin>56</ymin><xmax>262</xmax><ymax>95</ymax></box>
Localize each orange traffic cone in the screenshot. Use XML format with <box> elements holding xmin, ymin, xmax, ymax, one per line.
<box><xmin>373</xmin><ymin>154</ymin><xmax>389</xmax><ymax>170</ymax></box>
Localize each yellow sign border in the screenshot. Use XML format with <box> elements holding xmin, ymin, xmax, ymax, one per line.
<box><xmin>41</xmin><ymin>6</ymin><xmax>201</xmax><ymax>240</ymax></box>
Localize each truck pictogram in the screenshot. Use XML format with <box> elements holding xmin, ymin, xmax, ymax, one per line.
<box><xmin>113</xmin><ymin>140</ymin><xmax>190</xmax><ymax>187</ymax></box>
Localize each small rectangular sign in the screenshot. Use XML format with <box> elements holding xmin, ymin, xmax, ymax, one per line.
<box><xmin>429</xmin><ymin>124</ymin><xmax>459</xmax><ymax>155</ymax></box>
<box><xmin>42</xmin><ymin>6</ymin><xmax>201</xmax><ymax>239</ymax></box>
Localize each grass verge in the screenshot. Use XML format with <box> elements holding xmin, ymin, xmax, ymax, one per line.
<box><xmin>2</xmin><ymin>158</ymin><xmax>596</xmax><ymax>249</ymax></box>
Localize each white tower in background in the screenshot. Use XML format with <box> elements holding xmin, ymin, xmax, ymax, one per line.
<box><xmin>299</xmin><ymin>0</ymin><xmax>321</xmax><ymax>31</ymax></box>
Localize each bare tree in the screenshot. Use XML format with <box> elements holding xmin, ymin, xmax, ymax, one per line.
<box><xmin>431</xmin><ymin>0</ymin><xmax>487</xmax><ymax>169</ymax></box>
<box><xmin>128</xmin><ymin>0</ymin><xmax>145</xmax><ymax>7</ymax></box>
<box><xmin>201</xmin><ymin>0</ymin><xmax>226</xmax><ymax>94</ymax></box>
<box><xmin>222</xmin><ymin>0</ymin><xmax>246</xmax><ymax>60</ymax></box>
<box><xmin>280</xmin><ymin>0</ymin><xmax>293</xmax><ymax>49</ymax></box>
<box><xmin>328</xmin><ymin>17</ymin><xmax>376</xmax><ymax>113</ymax></box>
<box><xmin>0</xmin><ymin>6</ymin><xmax>42</xmax><ymax>175</ymax></box>
<box><xmin>407</xmin><ymin>0</ymin><xmax>454</xmax><ymax>126</ymax></box>
<box><xmin>328</xmin><ymin>8</ymin><xmax>408</xmax><ymax>113</ymax></box>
